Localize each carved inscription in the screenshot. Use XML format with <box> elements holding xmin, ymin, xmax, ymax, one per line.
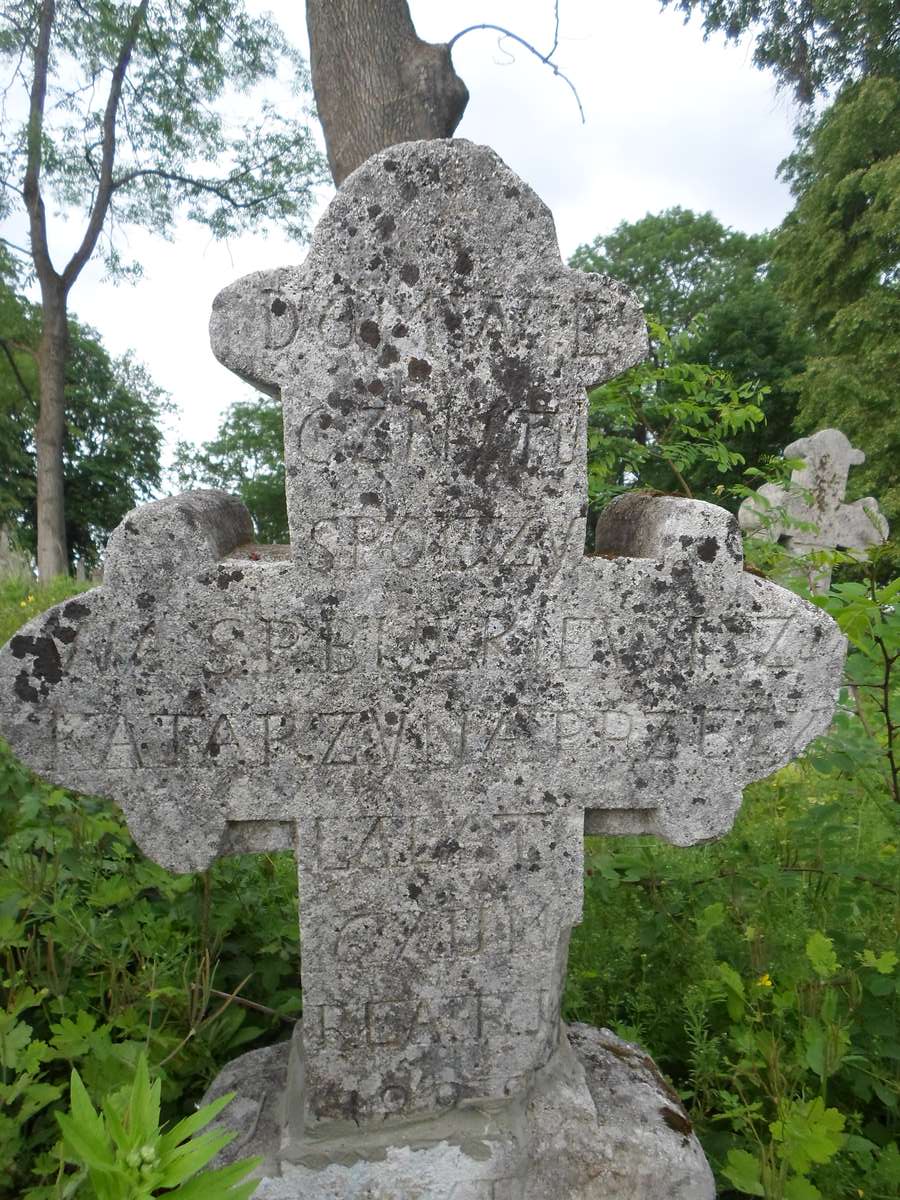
<box><xmin>302</xmin><ymin>514</ymin><xmax>582</xmax><ymax>573</ymax></box>
<box><xmin>50</xmin><ymin>703</ymin><xmax>835</xmax><ymax>773</ymax></box>
<box><xmin>297</xmin><ymin>396</ymin><xmax>576</xmax><ymax>470</ymax></box>
<box><xmin>258</xmin><ymin>288</ymin><xmax>602</xmax><ymax>361</ymax></box>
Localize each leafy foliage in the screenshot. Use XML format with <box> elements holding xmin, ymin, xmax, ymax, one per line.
<box><xmin>56</xmin><ymin>1054</ymin><xmax>259</xmax><ymax>1199</ymax></box>
<box><xmin>0</xmin><ymin>0</ymin><xmax>325</xmax><ymax>256</ymax></box>
<box><xmin>659</xmin><ymin>1</ymin><xmax>900</xmax><ymax>103</ymax></box>
<box><xmin>585</xmin><ymin>321</ymin><xmax>770</xmax><ymax>527</ymax></box>
<box><xmin>775</xmin><ymin>77</ymin><xmax>900</xmax><ymax>537</ymax></box>
<box><xmin>0</xmin><ymin>267</ymin><xmax>168</xmax><ymax>568</ymax></box>
<box><xmin>171</xmin><ymin>396</ymin><xmax>288</xmax><ymax>544</ymax></box>
<box><xmin>0</xmin><ymin>580</ymin><xmax>299</xmax><ymax>1197</ymax></box>
<box><xmin>566</xmin><ymin>541</ymin><xmax>900</xmax><ymax>1198</ymax></box>
<box><xmin>572</xmin><ymin>207</ymin><xmax>774</xmax><ymax>335</ymax></box>
<box><xmin>572</xmin><ymin>208</ymin><xmax>809</xmax><ymax>503</ymax></box>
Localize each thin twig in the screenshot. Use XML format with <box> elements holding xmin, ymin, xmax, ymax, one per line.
<box><xmin>448</xmin><ymin>10</ymin><xmax>584</xmax><ymax>124</ymax></box>
<box><xmin>191</xmin><ymin>984</ymin><xmax>298</xmax><ymax>1025</ymax></box>
<box><xmin>159</xmin><ymin>970</ymin><xmax>254</xmax><ymax>1066</ymax></box>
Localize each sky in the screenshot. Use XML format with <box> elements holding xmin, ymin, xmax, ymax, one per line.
<box><xmin>5</xmin><ymin>0</ymin><xmax>802</xmax><ymax>457</ymax></box>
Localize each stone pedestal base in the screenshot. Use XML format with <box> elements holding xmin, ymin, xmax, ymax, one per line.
<box><xmin>202</xmin><ymin>1022</ymin><xmax>715</xmax><ymax>1199</ymax></box>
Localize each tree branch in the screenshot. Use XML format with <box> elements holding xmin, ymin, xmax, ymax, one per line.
<box><xmin>0</xmin><ymin>339</ymin><xmax>35</xmax><ymax>404</ymax></box>
<box><xmin>61</xmin><ymin>0</ymin><xmax>148</xmax><ymax>293</ymax></box>
<box><xmin>448</xmin><ymin>9</ymin><xmax>584</xmax><ymax>124</ymax></box>
<box><xmin>111</xmin><ymin>164</ymin><xmax>288</xmax><ymax>211</ymax></box>
<box><xmin>22</xmin><ymin>0</ymin><xmax>57</xmax><ymax>289</ymax></box>
<box><xmin>0</xmin><ymin>233</ymin><xmax>32</xmax><ymax>259</ymax></box>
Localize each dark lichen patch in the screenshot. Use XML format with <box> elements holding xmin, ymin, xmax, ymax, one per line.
<box><xmin>375</xmin><ymin>213</ymin><xmax>396</xmax><ymax>239</ymax></box>
<box><xmin>136</xmin><ymin>593</ymin><xmax>155</xmax><ymax>611</ymax></box>
<box><xmin>659</xmin><ymin>1105</ymin><xmax>693</xmax><ymax>1137</ymax></box>
<box><xmin>10</xmin><ymin>634</ymin><xmax>63</xmax><ymax>700</ymax></box>
<box><xmin>379</xmin><ymin>344</ymin><xmax>400</xmax><ymax>367</ymax></box>
<box><xmin>697</xmin><ymin>537</ymin><xmax>719</xmax><ymax>563</ymax></box>
<box><xmin>215</xmin><ymin>569</ymin><xmax>244</xmax><ymax>591</ymax></box>
<box><xmin>360</xmin><ymin>320</ymin><xmax>381</xmax><ymax>349</ymax></box>
<box><xmin>271</xmin><ymin>297</ymin><xmax>287</xmax><ymax>317</ymax></box>
<box><xmin>399</xmin><ymin>263</ymin><xmax>420</xmax><ymax>286</ymax></box>
<box><xmin>392</xmin><ymin>322</ymin><xmax>408</xmax><ymax>338</ymax></box>
<box><xmin>14</xmin><ymin>671</ymin><xmax>39</xmax><ymax>703</ymax></box>
<box><xmin>407</xmin><ymin>358</ymin><xmax>432</xmax><ymax>382</ymax></box>
<box><xmin>63</xmin><ymin>600</ymin><xmax>90</xmax><ymax>621</ymax></box>
<box><xmin>454</xmin><ymin>249</ymin><xmax>474</xmax><ymax>275</ymax></box>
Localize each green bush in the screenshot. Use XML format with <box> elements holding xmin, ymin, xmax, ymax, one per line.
<box><xmin>565</xmin><ymin>565</ymin><xmax>900</xmax><ymax>1197</ymax></box>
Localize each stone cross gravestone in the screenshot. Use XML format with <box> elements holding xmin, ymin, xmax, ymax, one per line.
<box><xmin>739</xmin><ymin>428</ymin><xmax>889</xmax><ymax>592</ymax></box>
<box><xmin>0</xmin><ymin>526</ymin><xmax>31</xmax><ymax>580</ymax></box>
<box><xmin>0</xmin><ymin>141</ymin><xmax>847</xmax><ymax>1197</ymax></box>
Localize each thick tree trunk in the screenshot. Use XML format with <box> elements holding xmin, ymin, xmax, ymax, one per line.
<box><xmin>307</xmin><ymin>0</ymin><xmax>469</xmax><ymax>185</ymax></box>
<box><xmin>35</xmin><ymin>285</ymin><xmax>69</xmax><ymax>579</ymax></box>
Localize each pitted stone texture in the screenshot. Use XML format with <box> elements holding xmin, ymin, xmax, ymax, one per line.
<box><xmin>739</xmin><ymin>428</ymin><xmax>888</xmax><ymax>591</ymax></box>
<box><xmin>0</xmin><ymin>140</ymin><xmax>844</xmax><ymax>1153</ymax></box>
<box><xmin>209</xmin><ymin>139</ymin><xmax>647</xmax><ymax>579</ymax></box>
<box><xmin>202</xmin><ymin>1024</ymin><xmax>714</xmax><ymax>1199</ymax></box>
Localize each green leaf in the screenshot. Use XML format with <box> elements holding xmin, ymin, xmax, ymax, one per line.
<box><xmin>722</xmin><ymin>1148</ymin><xmax>765</xmax><ymax>1196</ymax></box>
<box><xmin>161</xmin><ymin>1091</ymin><xmax>237</xmax><ymax>1153</ymax></box>
<box><xmin>805</xmin><ymin>931</ymin><xmax>840</xmax><ymax>979</ymax></box>
<box><xmin>157</xmin><ymin>1130</ymin><xmax>237</xmax><ymax>1187</ymax></box>
<box><xmin>695</xmin><ymin>902</ymin><xmax>726</xmax><ymax>939</ymax></box>
<box><xmin>56</xmin><ymin>1109</ymin><xmax>114</xmax><ymax>1175</ymax></box>
<box><xmin>128</xmin><ymin>1052</ymin><xmax>161</xmax><ymax>1142</ymax></box>
<box><xmin>770</xmin><ymin>1098</ymin><xmax>845</xmax><ymax>1173</ymax></box>
<box><xmin>860</xmin><ymin>948</ymin><xmax>898</xmax><ymax>975</ymax></box>
<box><xmin>784</xmin><ymin>1177</ymin><xmax>821</xmax><ymax>1200</ymax></box>
<box><xmin>168</xmin><ymin>1155</ymin><xmax>262</xmax><ymax>1199</ymax></box>
<box><xmin>716</xmin><ymin>962</ymin><xmax>746</xmax><ymax>1020</ymax></box>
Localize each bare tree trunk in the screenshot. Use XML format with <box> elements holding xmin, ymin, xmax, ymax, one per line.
<box><xmin>35</xmin><ymin>283</ymin><xmax>69</xmax><ymax>579</ymax></box>
<box><xmin>307</xmin><ymin>0</ymin><xmax>469</xmax><ymax>185</ymax></box>
<box><xmin>22</xmin><ymin>0</ymin><xmax>146</xmax><ymax>578</ymax></box>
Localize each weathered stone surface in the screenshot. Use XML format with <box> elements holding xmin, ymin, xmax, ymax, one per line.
<box><xmin>202</xmin><ymin>1024</ymin><xmax>715</xmax><ymax>1199</ymax></box>
<box><xmin>739</xmin><ymin>428</ymin><xmax>889</xmax><ymax>591</ymax></box>
<box><xmin>0</xmin><ymin>139</ymin><xmax>846</xmax><ymax>1191</ymax></box>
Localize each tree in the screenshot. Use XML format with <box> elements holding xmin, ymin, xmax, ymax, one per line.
<box><xmin>307</xmin><ymin>1</ymin><xmax>581</xmax><ymax>186</ymax></box>
<box><xmin>0</xmin><ymin>1</ymin><xmax>324</xmax><ymax>578</ymax></box>
<box><xmin>572</xmin><ymin>207</ymin><xmax>773</xmax><ymax>333</ymax></box>
<box><xmin>307</xmin><ymin>0</ymin><xmax>468</xmax><ymax>185</ymax></box>
<box><xmin>660</xmin><ymin>1</ymin><xmax>900</xmax><ymax>103</ymax></box>
<box><xmin>172</xmin><ymin>395</ymin><xmax>288</xmax><ymax>544</ymax></box>
<box><xmin>0</xmin><ymin>264</ymin><xmax>168</xmax><ymax>567</ymax></box>
<box><xmin>775</xmin><ymin>75</ymin><xmax>900</xmax><ymax>528</ymax></box>
<box><xmin>572</xmin><ymin>208</ymin><xmax>809</xmax><ymax>499</ymax></box>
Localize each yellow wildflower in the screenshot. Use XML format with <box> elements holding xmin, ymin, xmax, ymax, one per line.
<box><xmin>756</xmin><ymin>973</ymin><xmax>773</xmax><ymax>989</ymax></box>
